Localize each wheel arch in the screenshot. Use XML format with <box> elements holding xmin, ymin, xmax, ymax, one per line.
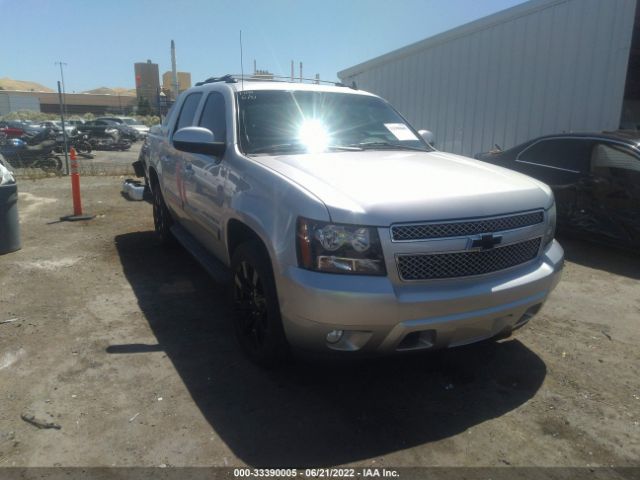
<box><xmin>147</xmin><ymin>166</ymin><xmax>159</xmax><ymax>192</ymax></box>
<box><xmin>227</xmin><ymin>218</ymin><xmax>271</xmax><ymax>264</ymax></box>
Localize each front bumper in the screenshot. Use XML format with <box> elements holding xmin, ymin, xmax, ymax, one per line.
<box><xmin>277</xmin><ymin>240</ymin><xmax>564</xmax><ymax>353</ymax></box>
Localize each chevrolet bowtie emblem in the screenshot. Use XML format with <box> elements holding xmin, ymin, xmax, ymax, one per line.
<box><xmin>470</xmin><ymin>234</ymin><xmax>503</xmax><ymax>250</ymax></box>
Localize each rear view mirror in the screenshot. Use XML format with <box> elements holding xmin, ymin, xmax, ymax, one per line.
<box><xmin>173</xmin><ymin>127</ymin><xmax>226</xmax><ymax>156</ymax></box>
<box><xmin>418</xmin><ymin>129</ymin><xmax>435</xmax><ymax>146</ymax></box>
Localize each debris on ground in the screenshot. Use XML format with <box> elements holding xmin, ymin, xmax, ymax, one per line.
<box><xmin>0</xmin><ymin>318</ymin><xmax>19</xmax><ymax>325</ymax></box>
<box><xmin>129</xmin><ymin>413</ymin><xmax>140</xmax><ymax>423</ymax></box>
<box><xmin>20</xmin><ymin>413</ymin><xmax>61</xmax><ymax>430</ymax></box>
<box><xmin>121</xmin><ymin>179</ymin><xmax>145</xmax><ymax>201</ymax></box>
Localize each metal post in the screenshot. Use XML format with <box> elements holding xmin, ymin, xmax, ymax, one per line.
<box><xmin>55</xmin><ymin>61</ymin><xmax>68</xmax><ymax>116</ymax></box>
<box><xmin>57</xmin><ymin>81</ymin><xmax>70</xmax><ymax>175</ymax></box>
<box><xmin>299</xmin><ymin>62</ymin><xmax>303</xmax><ymax>82</ymax></box>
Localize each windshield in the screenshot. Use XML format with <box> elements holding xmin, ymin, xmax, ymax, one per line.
<box><xmin>123</xmin><ymin>118</ymin><xmax>143</xmax><ymax>126</ymax></box>
<box><xmin>237</xmin><ymin>90</ymin><xmax>430</xmax><ymax>155</ymax></box>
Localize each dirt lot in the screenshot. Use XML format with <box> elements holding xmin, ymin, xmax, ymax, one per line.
<box><xmin>0</xmin><ymin>175</ymin><xmax>639</xmax><ymax>470</ymax></box>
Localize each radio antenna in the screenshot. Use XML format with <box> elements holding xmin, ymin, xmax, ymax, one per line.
<box><xmin>239</xmin><ymin>30</ymin><xmax>244</xmax><ymax>89</ymax></box>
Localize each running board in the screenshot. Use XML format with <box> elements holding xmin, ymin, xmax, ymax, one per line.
<box><xmin>170</xmin><ymin>224</ymin><xmax>231</xmax><ymax>284</ymax></box>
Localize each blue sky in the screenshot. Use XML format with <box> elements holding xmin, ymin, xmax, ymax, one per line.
<box><xmin>2</xmin><ymin>0</ymin><xmax>526</xmax><ymax>92</ymax></box>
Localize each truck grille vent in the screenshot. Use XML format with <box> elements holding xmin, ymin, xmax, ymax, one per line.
<box><xmin>391</xmin><ymin>211</ymin><xmax>544</xmax><ymax>241</ymax></box>
<box><xmin>397</xmin><ymin>238</ymin><xmax>541</xmax><ymax>280</ymax></box>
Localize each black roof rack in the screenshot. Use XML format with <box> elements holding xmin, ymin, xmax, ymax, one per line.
<box><xmin>194</xmin><ymin>74</ymin><xmax>353</xmax><ymax>89</ymax></box>
<box><xmin>195</xmin><ymin>74</ymin><xmax>238</xmax><ymax>86</ymax></box>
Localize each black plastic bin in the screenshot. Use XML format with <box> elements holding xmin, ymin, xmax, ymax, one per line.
<box><xmin>0</xmin><ymin>181</ymin><xmax>21</xmax><ymax>255</ymax></box>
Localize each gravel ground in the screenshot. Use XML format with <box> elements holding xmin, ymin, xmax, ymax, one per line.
<box><xmin>0</xmin><ymin>176</ymin><xmax>638</xmax><ymax>470</ymax></box>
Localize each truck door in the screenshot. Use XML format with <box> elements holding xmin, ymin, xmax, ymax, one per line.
<box><xmin>181</xmin><ymin>91</ymin><xmax>228</xmax><ymax>258</ymax></box>
<box><xmin>160</xmin><ymin>92</ymin><xmax>202</xmax><ymax>220</ymax></box>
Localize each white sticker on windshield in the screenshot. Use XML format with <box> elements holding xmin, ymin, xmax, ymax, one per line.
<box><xmin>384</xmin><ymin>123</ymin><xmax>418</xmax><ymax>141</ymax></box>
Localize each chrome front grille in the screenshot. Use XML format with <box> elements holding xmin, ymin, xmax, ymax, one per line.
<box><xmin>397</xmin><ymin>238</ymin><xmax>542</xmax><ymax>280</ymax></box>
<box><xmin>391</xmin><ymin>210</ymin><xmax>544</xmax><ymax>241</ymax></box>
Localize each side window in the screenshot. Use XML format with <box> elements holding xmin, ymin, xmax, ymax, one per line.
<box><xmin>519</xmin><ymin>139</ymin><xmax>591</xmax><ymax>172</ymax></box>
<box><xmin>174</xmin><ymin>92</ymin><xmax>203</xmax><ymax>133</ymax></box>
<box><xmin>591</xmin><ymin>143</ymin><xmax>640</xmax><ymax>181</ymax></box>
<box><xmin>198</xmin><ymin>92</ymin><xmax>226</xmax><ymax>142</ymax></box>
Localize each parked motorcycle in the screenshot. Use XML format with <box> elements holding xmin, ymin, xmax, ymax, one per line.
<box><xmin>53</xmin><ymin>132</ymin><xmax>92</xmax><ymax>155</ymax></box>
<box><xmin>0</xmin><ymin>137</ymin><xmax>62</xmax><ymax>172</ymax></box>
<box><xmin>87</xmin><ymin>134</ymin><xmax>132</xmax><ymax>151</ymax></box>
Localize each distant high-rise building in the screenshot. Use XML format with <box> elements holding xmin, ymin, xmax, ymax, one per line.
<box><xmin>134</xmin><ymin>60</ymin><xmax>160</xmax><ymax>105</ymax></box>
<box><xmin>162</xmin><ymin>71</ymin><xmax>191</xmax><ymax>98</ymax></box>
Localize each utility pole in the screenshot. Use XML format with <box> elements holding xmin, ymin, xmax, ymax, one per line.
<box><xmin>57</xmin><ymin>81</ymin><xmax>70</xmax><ymax>175</ymax></box>
<box><xmin>55</xmin><ymin>61</ymin><xmax>68</xmax><ymax>116</ymax></box>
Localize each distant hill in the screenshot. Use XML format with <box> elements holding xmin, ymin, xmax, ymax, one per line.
<box><xmin>0</xmin><ymin>78</ymin><xmax>136</xmax><ymax>96</ymax></box>
<box><xmin>0</xmin><ymin>77</ymin><xmax>54</xmax><ymax>92</ymax></box>
<box><xmin>82</xmin><ymin>87</ymin><xmax>136</xmax><ymax>96</ymax></box>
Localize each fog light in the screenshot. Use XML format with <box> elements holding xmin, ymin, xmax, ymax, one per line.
<box><xmin>326</xmin><ymin>330</ymin><xmax>344</xmax><ymax>344</ymax></box>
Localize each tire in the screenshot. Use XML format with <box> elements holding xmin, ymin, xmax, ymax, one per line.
<box><xmin>152</xmin><ymin>182</ymin><xmax>175</xmax><ymax>246</ymax></box>
<box><xmin>36</xmin><ymin>155</ymin><xmax>62</xmax><ymax>173</ymax></box>
<box><xmin>119</xmin><ymin>140</ymin><xmax>132</xmax><ymax>151</ymax></box>
<box><xmin>230</xmin><ymin>241</ymin><xmax>289</xmax><ymax>367</ymax></box>
<box><xmin>77</xmin><ymin>141</ymin><xmax>92</xmax><ymax>154</ymax></box>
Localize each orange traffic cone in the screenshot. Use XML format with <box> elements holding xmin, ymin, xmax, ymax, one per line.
<box><xmin>60</xmin><ymin>146</ymin><xmax>94</xmax><ymax>221</ymax></box>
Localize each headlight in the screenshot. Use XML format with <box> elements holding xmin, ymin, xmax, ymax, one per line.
<box><xmin>543</xmin><ymin>199</ymin><xmax>556</xmax><ymax>248</ymax></box>
<box><xmin>296</xmin><ymin>217</ymin><xmax>386</xmax><ymax>275</ymax></box>
<box><xmin>0</xmin><ymin>163</ymin><xmax>15</xmax><ymax>185</ymax></box>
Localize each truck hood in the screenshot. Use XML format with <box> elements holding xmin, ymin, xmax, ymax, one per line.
<box><xmin>252</xmin><ymin>150</ymin><xmax>552</xmax><ymax>225</ymax></box>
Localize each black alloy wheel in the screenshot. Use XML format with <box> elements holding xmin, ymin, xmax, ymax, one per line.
<box><xmin>231</xmin><ymin>241</ymin><xmax>288</xmax><ymax>366</ymax></box>
<box><xmin>152</xmin><ymin>183</ymin><xmax>175</xmax><ymax>245</ymax></box>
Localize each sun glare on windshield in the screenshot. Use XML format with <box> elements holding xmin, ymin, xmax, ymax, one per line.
<box><xmin>298</xmin><ymin>119</ymin><xmax>330</xmax><ymax>153</ymax></box>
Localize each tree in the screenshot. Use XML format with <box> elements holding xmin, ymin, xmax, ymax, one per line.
<box><xmin>137</xmin><ymin>97</ymin><xmax>152</xmax><ymax>116</ymax></box>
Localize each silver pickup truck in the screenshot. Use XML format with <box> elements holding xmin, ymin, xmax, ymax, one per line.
<box><xmin>141</xmin><ymin>75</ymin><xmax>564</xmax><ymax>366</ymax></box>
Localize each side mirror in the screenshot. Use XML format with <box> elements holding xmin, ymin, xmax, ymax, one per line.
<box><xmin>418</xmin><ymin>129</ymin><xmax>435</xmax><ymax>146</ymax></box>
<box><xmin>173</xmin><ymin>127</ymin><xmax>226</xmax><ymax>156</ymax></box>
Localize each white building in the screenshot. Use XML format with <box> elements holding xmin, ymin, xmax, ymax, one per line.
<box><xmin>0</xmin><ymin>92</ymin><xmax>41</xmax><ymax>116</ymax></box>
<box><xmin>338</xmin><ymin>0</ymin><xmax>638</xmax><ymax>156</ymax></box>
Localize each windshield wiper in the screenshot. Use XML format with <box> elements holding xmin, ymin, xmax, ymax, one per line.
<box><xmin>326</xmin><ymin>145</ymin><xmax>363</xmax><ymax>151</ymax></box>
<box><xmin>351</xmin><ymin>141</ymin><xmax>427</xmax><ymax>152</ymax></box>
<box><xmin>248</xmin><ymin>143</ymin><xmax>306</xmax><ymax>154</ymax></box>
<box><xmin>248</xmin><ymin>144</ymin><xmax>363</xmax><ymax>154</ymax></box>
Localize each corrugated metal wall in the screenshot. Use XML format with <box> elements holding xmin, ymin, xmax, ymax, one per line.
<box><xmin>338</xmin><ymin>0</ymin><xmax>637</xmax><ymax>156</ymax></box>
<box><xmin>0</xmin><ymin>93</ymin><xmax>41</xmax><ymax>116</ymax></box>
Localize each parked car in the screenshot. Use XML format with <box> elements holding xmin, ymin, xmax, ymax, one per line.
<box><xmin>0</xmin><ymin>120</ymin><xmax>45</xmax><ymax>138</ymax></box>
<box><xmin>140</xmin><ymin>75</ymin><xmax>563</xmax><ymax>365</ymax></box>
<box><xmin>38</xmin><ymin>121</ymin><xmax>77</xmax><ymax>136</ymax></box>
<box><xmin>96</xmin><ymin>116</ymin><xmax>149</xmax><ymax>138</ymax></box>
<box><xmin>66</xmin><ymin>119</ymin><xmax>85</xmax><ymax>128</ymax></box>
<box><xmin>79</xmin><ymin>119</ymin><xmax>137</xmax><ymax>142</ymax></box>
<box><xmin>0</xmin><ymin>121</ymin><xmax>25</xmax><ymax>138</ymax></box>
<box><xmin>476</xmin><ymin>132</ymin><xmax>640</xmax><ymax>249</ymax></box>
